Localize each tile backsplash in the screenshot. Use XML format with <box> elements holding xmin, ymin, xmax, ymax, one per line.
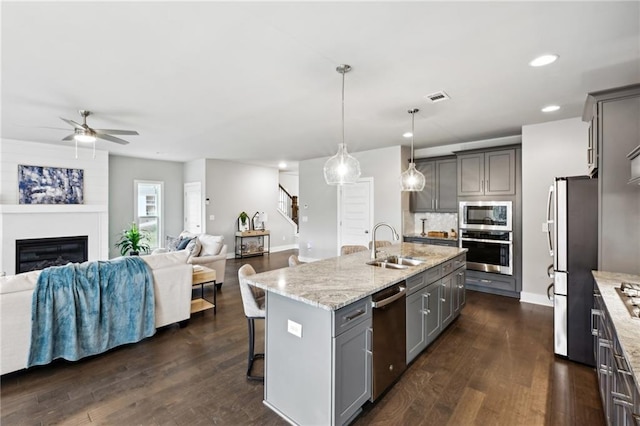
<box><xmin>407</xmin><ymin>212</ymin><xmax>458</xmax><ymax>234</ymax></box>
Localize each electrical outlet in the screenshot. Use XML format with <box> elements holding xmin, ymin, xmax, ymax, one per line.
<box><xmin>287</xmin><ymin>320</ymin><xmax>302</xmax><ymax>338</ymax></box>
<box><xmin>302</xmin><ymin>216</ymin><xmax>308</xmax><ymax>222</ymax></box>
<box><xmin>282</xmin><ymin>235</ymin><xmax>286</xmax><ymax>241</ymax></box>
<box><xmin>541</xmin><ymin>222</ymin><xmax>548</xmax><ymax>232</ymax></box>
<box><xmin>209</xmin><ymin>215</ymin><xmax>215</xmax><ymax>221</ymax></box>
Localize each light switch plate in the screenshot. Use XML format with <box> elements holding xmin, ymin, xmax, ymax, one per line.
<box><xmin>541</xmin><ymin>222</ymin><xmax>548</xmax><ymax>232</ymax></box>
<box><xmin>209</xmin><ymin>215</ymin><xmax>215</xmax><ymax>221</ymax></box>
<box><xmin>287</xmin><ymin>319</ymin><xmax>302</xmax><ymax>338</ymax></box>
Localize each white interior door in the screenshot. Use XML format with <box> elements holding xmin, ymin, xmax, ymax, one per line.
<box><xmin>184</xmin><ymin>182</ymin><xmax>202</xmax><ymax>234</ymax></box>
<box><xmin>338</xmin><ymin>178</ymin><xmax>373</xmax><ymax>251</ymax></box>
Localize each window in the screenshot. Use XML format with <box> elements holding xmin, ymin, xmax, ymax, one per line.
<box><xmin>135</xmin><ymin>181</ymin><xmax>163</xmax><ymax>250</ymax></box>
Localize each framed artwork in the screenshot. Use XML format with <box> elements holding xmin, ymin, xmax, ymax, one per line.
<box><xmin>18</xmin><ymin>165</ymin><xmax>84</xmax><ymax>204</ymax></box>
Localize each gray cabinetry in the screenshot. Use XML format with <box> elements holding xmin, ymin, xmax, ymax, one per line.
<box><xmin>453</xmin><ymin>267</ymin><xmax>466</xmax><ymax>315</ymax></box>
<box><xmin>457</xmin><ymin>149</ymin><xmax>516</xmax><ymax>196</ymax></box>
<box><xmin>334</xmin><ymin>318</ymin><xmax>372</xmax><ymax>425</ymax></box>
<box><xmin>583</xmin><ymin>84</ymin><xmax>640</xmax><ymax>274</ymax></box>
<box><xmin>593</xmin><ymin>290</ymin><xmax>640</xmax><ymax>426</ymax></box>
<box><xmin>465</xmin><ymin>269</ymin><xmax>517</xmax><ymax>298</ymax></box>
<box><xmin>440</xmin><ymin>271</ymin><xmax>454</xmax><ymax>330</ymax></box>
<box><xmin>404</xmin><ymin>236</ymin><xmax>458</xmax><ymax>247</ymax></box>
<box><xmin>410</xmin><ymin>157</ymin><xmax>457</xmax><ymax>212</ymax></box>
<box><xmin>264</xmin><ymin>292</ymin><xmax>371</xmax><ymax>426</ymax></box>
<box><xmin>405</xmin><ymin>254</ymin><xmax>466</xmax><ymax>365</ymax></box>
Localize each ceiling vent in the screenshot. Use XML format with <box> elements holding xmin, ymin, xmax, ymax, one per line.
<box><xmin>424</xmin><ymin>90</ymin><xmax>450</xmax><ymax>103</ymax></box>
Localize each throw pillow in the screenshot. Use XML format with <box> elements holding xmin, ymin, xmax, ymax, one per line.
<box><xmin>186</xmin><ymin>237</ymin><xmax>202</xmax><ymax>257</ymax></box>
<box><xmin>177</xmin><ymin>237</ymin><xmax>193</xmax><ymax>251</ymax></box>
<box><xmin>165</xmin><ymin>235</ymin><xmax>180</xmax><ymax>251</ymax></box>
<box><xmin>199</xmin><ymin>234</ymin><xmax>224</xmax><ymax>256</ymax></box>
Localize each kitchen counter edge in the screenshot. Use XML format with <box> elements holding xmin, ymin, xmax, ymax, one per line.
<box><xmin>247</xmin><ymin>243</ymin><xmax>467</xmax><ymax>311</ymax></box>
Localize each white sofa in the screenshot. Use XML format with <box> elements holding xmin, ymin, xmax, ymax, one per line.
<box><xmin>0</xmin><ymin>250</ymin><xmax>192</xmax><ymax>375</ymax></box>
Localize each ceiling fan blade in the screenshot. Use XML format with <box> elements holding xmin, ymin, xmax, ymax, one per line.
<box><xmin>62</xmin><ymin>133</ymin><xmax>75</xmax><ymax>141</ymax></box>
<box><xmin>96</xmin><ymin>133</ymin><xmax>130</xmax><ymax>145</ymax></box>
<box><xmin>60</xmin><ymin>117</ymin><xmax>84</xmax><ymax>129</ymax></box>
<box><xmin>93</xmin><ymin>129</ymin><xmax>139</xmax><ymax>136</ymax></box>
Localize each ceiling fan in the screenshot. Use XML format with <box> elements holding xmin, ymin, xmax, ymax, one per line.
<box><xmin>60</xmin><ymin>110</ymin><xmax>138</xmax><ymax>145</ymax></box>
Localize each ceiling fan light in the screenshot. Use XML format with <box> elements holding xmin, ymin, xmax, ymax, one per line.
<box><xmin>74</xmin><ymin>129</ymin><xmax>96</xmax><ymax>143</ymax></box>
<box><xmin>324</xmin><ymin>143</ymin><xmax>361</xmax><ymax>185</ymax></box>
<box><xmin>400</xmin><ymin>162</ymin><xmax>426</xmax><ymax>191</ymax></box>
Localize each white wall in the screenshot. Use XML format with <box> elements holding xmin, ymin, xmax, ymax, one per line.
<box><xmin>521</xmin><ymin>117</ymin><xmax>589</xmax><ymax>306</ymax></box>
<box><xmin>279</xmin><ymin>171</ymin><xmax>299</xmax><ymax>197</ymax></box>
<box><xmin>203</xmin><ymin>159</ymin><xmax>297</xmax><ymax>254</ymax></box>
<box><xmin>0</xmin><ymin>139</ymin><xmax>109</xmax><ymax>274</ymax></box>
<box><xmin>298</xmin><ymin>145</ymin><xmax>405</xmax><ymax>261</ymax></box>
<box><xmin>108</xmin><ymin>155</ymin><xmax>184</xmax><ymax>258</ymax></box>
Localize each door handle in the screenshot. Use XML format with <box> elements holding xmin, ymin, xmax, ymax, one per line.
<box><xmin>546</xmin><ymin>184</ymin><xmax>554</xmax><ymax>257</ymax></box>
<box><xmin>364</xmin><ymin>230</ymin><xmax>369</xmax><ymax>234</ymax></box>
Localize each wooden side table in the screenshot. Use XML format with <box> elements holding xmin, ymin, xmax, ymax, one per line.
<box><xmin>192</xmin><ymin>266</ymin><xmax>217</xmax><ymax>314</ymax></box>
<box><xmin>235</xmin><ymin>230</ymin><xmax>271</xmax><ymax>258</ymax></box>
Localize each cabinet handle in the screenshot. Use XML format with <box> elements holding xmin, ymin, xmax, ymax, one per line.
<box><xmin>441</xmin><ymin>298</ymin><xmax>446</xmax><ymax>302</ymax></box>
<box><xmin>421</xmin><ymin>309</ymin><xmax>430</xmax><ymax>315</ymax></box>
<box><xmin>480</xmin><ymin>279</ymin><xmax>491</xmax><ymax>283</ymax></box>
<box><xmin>365</xmin><ymin>327</ymin><xmax>373</xmax><ymax>354</ymax></box>
<box><xmin>613</xmin><ymin>354</ymin><xmax>633</xmax><ymax>375</ymax></box>
<box><xmin>591</xmin><ymin>309</ymin><xmax>602</xmax><ymax>336</ymax></box>
<box><xmin>344</xmin><ymin>309</ymin><xmax>366</xmax><ymax>322</ymax></box>
<box><xmin>612</xmin><ymin>397</ymin><xmax>634</xmax><ymax>408</ymax></box>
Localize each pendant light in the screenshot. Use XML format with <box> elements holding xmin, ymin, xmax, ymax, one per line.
<box><xmin>400</xmin><ymin>108</ymin><xmax>426</xmax><ymax>191</ymax></box>
<box><xmin>324</xmin><ymin>64</ymin><xmax>361</xmax><ymax>185</ymax></box>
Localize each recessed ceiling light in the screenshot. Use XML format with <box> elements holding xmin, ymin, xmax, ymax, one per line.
<box><xmin>278</xmin><ymin>162</ymin><xmax>287</xmax><ymax>169</ymax></box>
<box><xmin>542</xmin><ymin>105</ymin><xmax>561</xmax><ymax>113</ymax></box>
<box><xmin>403</xmin><ymin>132</ymin><xmax>413</xmax><ymax>138</ymax></box>
<box><xmin>529</xmin><ymin>54</ymin><xmax>559</xmax><ymax>67</ymax></box>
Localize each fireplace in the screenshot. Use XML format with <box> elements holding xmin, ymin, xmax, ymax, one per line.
<box><xmin>16</xmin><ymin>236</ymin><xmax>88</xmax><ymax>273</ymax></box>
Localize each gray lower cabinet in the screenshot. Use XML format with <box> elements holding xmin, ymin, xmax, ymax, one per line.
<box><xmin>457</xmin><ymin>148</ymin><xmax>516</xmax><ymax>196</ymax></box>
<box><xmin>334</xmin><ymin>318</ymin><xmax>372</xmax><ymax>425</ymax></box>
<box><xmin>465</xmin><ymin>269</ymin><xmax>517</xmax><ymax>298</ymax></box>
<box><xmin>264</xmin><ymin>292</ymin><xmax>372</xmax><ymax>426</ymax></box>
<box><xmin>440</xmin><ymin>272</ymin><xmax>454</xmax><ymax>330</ymax></box>
<box><xmin>406</xmin><ymin>255</ymin><xmax>466</xmax><ymax>365</ymax></box>
<box><xmin>593</xmin><ymin>291</ymin><xmax>640</xmax><ymax>426</ymax></box>
<box><xmin>404</xmin><ymin>236</ymin><xmax>458</xmax><ymax>247</ymax></box>
<box><xmin>453</xmin><ymin>267</ymin><xmax>466</xmax><ymax>315</ymax></box>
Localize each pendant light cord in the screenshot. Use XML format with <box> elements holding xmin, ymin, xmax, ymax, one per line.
<box><xmin>341</xmin><ymin>69</ymin><xmax>345</xmax><ymax>145</ymax></box>
<box><xmin>410</xmin><ymin>110</ymin><xmax>415</xmax><ymax>163</ymax></box>
<box><xmin>408</xmin><ymin>108</ymin><xmax>419</xmax><ymax>163</ymax></box>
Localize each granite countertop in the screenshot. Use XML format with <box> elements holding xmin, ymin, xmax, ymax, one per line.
<box><xmin>404</xmin><ymin>233</ymin><xmax>458</xmax><ymax>241</ymax></box>
<box><xmin>247</xmin><ymin>243</ymin><xmax>467</xmax><ymax>311</ymax></box>
<box><xmin>592</xmin><ymin>270</ymin><xmax>640</xmax><ymax>387</ymax></box>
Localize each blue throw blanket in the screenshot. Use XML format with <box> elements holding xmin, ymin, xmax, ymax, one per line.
<box><xmin>28</xmin><ymin>256</ymin><xmax>155</xmax><ymax>367</ymax></box>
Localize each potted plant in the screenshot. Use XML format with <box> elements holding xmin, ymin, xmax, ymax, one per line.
<box><xmin>238</xmin><ymin>211</ymin><xmax>250</xmax><ymax>231</ymax></box>
<box><xmin>115</xmin><ymin>222</ymin><xmax>150</xmax><ymax>256</ymax></box>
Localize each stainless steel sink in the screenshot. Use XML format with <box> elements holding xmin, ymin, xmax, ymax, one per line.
<box><xmin>367</xmin><ymin>260</ymin><xmax>409</xmax><ymax>270</ymax></box>
<box><xmin>367</xmin><ymin>256</ymin><xmax>424</xmax><ymax>269</ymax></box>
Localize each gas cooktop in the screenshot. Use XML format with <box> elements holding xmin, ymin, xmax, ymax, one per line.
<box><xmin>615</xmin><ymin>281</ymin><xmax>640</xmax><ymax>319</ymax></box>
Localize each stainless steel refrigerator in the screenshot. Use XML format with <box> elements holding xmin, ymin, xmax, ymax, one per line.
<box><xmin>546</xmin><ymin>176</ymin><xmax>598</xmax><ymax>367</ymax></box>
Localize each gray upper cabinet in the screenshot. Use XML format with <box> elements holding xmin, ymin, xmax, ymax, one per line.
<box><xmin>410</xmin><ymin>157</ymin><xmax>457</xmax><ymax>212</ymax></box>
<box><xmin>457</xmin><ymin>149</ymin><xmax>516</xmax><ymax>196</ymax></box>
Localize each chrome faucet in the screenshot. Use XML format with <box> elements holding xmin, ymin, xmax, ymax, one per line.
<box><xmin>370</xmin><ymin>222</ymin><xmax>400</xmax><ymax>259</ymax></box>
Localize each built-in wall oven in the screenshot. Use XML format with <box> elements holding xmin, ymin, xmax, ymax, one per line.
<box><xmin>459</xmin><ymin>201</ymin><xmax>513</xmax><ymax>275</ymax></box>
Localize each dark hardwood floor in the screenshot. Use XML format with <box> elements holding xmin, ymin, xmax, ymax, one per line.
<box><xmin>1</xmin><ymin>250</ymin><xmax>604</xmax><ymax>425</ymax></box>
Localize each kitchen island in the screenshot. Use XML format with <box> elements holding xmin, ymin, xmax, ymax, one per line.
<box><xmin>592</xmin><ymin>271</ymin><xmax>640</xmax><ymax>424</ymax></box>
<box><xmin>247</xmin><ymin>243</ymin><xmax>467</xmax><ymax>425</ymax></box>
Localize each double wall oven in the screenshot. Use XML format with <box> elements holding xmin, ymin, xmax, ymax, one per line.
<box><xmin>459</xmin><ymin>201</ymin><xmax>512</xmax><ymax>275</ymax></box>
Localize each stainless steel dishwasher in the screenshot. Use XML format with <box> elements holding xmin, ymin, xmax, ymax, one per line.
<box><xmin>371</xmin><ymin>282</ymin><xmax>407</xmax><ymax>401</ymax></box>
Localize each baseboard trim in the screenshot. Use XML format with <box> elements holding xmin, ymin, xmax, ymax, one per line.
<box><xmin>520</xmin><ymin>291</ymin><xmax>553</xmax><ymax>307</ymax></box>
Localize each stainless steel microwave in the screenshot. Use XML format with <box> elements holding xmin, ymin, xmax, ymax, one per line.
<box><xmin>459</xmin><ymin>201</ymin><xmax>512</xmax><ymax>231</ymax></box>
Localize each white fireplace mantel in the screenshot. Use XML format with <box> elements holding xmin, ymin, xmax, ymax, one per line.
<box><xmin>0</xmin><ymin>204</ymin><xmax>108</xmax><ymax>214</ymax></box>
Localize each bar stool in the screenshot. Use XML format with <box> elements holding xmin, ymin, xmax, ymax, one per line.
<box><xmin>238</xmin><ymin>264</ymin><xmax>265</xmax><ymax>381</ymax></box>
